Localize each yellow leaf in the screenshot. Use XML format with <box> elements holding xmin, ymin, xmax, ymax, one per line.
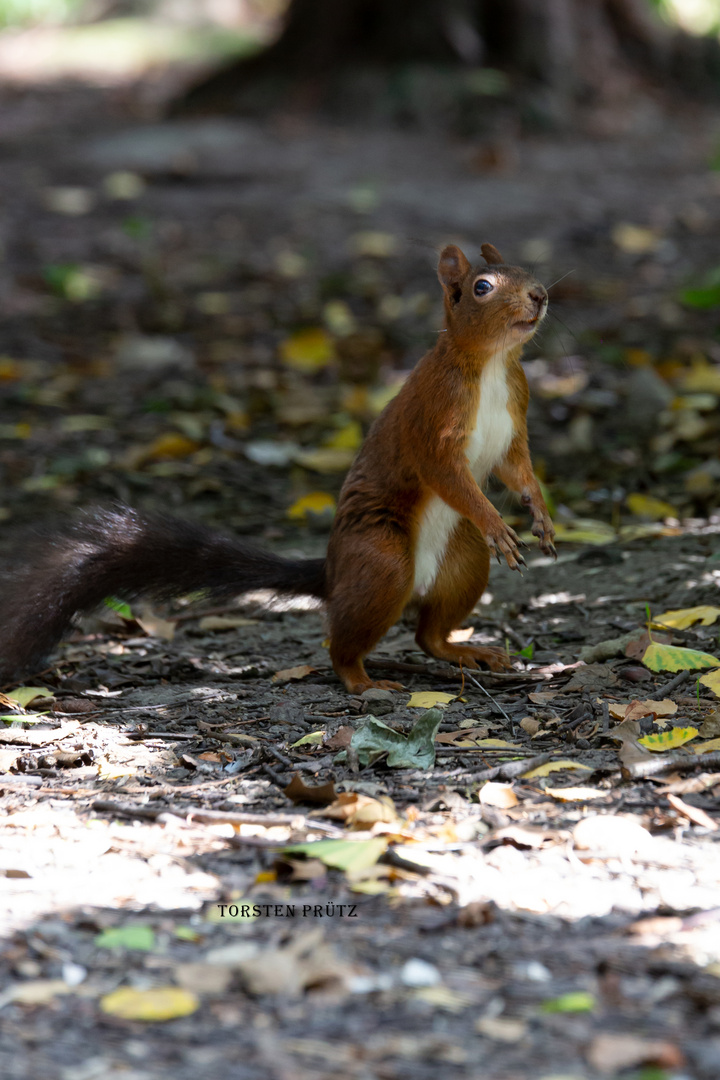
<box><xmin>699</xmin><ymin>669</ymin><xmax>720</xmax><ymax>697</ymax></box>
<box><xmin>472</xmin><ymin>739</ymin><xmax>522</xmax><ymax>750</ymax></box>
<box><xmin>653</xmin><ymin>605</ymin><xmax>720</xmax><ymax>630</ymax></box>
<box><xmin>294</xmin><ymin>447</ymin><xmax>356</xmax><ymax>473</ymax></box>
<box><xmin>407</xmin><ymin>691</ymin><xmax>456</xmax><ymax>709</ymax></box>
<box><xmin>611</xmin><ymin>223</ymin><xmax>660</xmax><ymax>254</ymax></box>
<box><xmin>97</xmin><ymin>759</ymin><xmax>136</xmax><ymax>780</ymax></box>
<box><xmin>5</xmin><ymin>687</ymin><xmax>54</xmax><ymax>709</ymax></box>
<box><xmin>549</xmin><ymin>519</ymin><xmax>616</xmax><ymax>545</ymax></box>
<box><xmin>286</xmin><ymin>492</ymin><xmax>336</xmax><ymax>521</ymax></box>
<box><xmin>324</xmin><ymin>420</ymin><xmax>364</xmax><ymax>451</ymax></box>
<box><xmin>523</xmin><ymin>760</ymin><xmax>592</xmax><ymax>778</ymax></box>
<box><xmin>279</xmin><ymin>328</ymin><xmax>335</xmax><ymax>372</ymax></box>
<box><xmin>680</xmin><ymin>359</ymin><xmax>720</xmax><ymax>394</ymax></box>
<box><xmin>290</xmin><ymin>730</ymin><xmax>325</xmax><ymax>747</ymax></box>
<box><xmin>271</xmin><ymin>664</ymin><xmax>315</xmax><ymax>684</ymax></box>
<box><xmin>100</xmin><ymin>986</ymin><xmax>199</xmax><ymax>1021</ymax></box>
<box><xmin>643</xmin><ymin>641</ymin><xmax>720</xmax><ymax>672</ymax></box>
<box><xmin>545</xmin><ymin>786</ymin><xmax>605</xmax><ymax>802</ymax></box>
<box><xmin>350</xmin><ymin>231</ymin><xmax>398</xmax><ymax>258</ymax></box>
<box><xmin>625</xmin><ymin>494</ymin><xmax>678</xmax><ymax>521</ymax></box>
<box><xmin>638</xmin><ymin>727</ymin><xmax>698</xmax><ymax>751</ymax></box>
<box><xmin>143</xmin><ymin>433</ymin><xmax>200</xmax><ymax>461</ymax></box>
<box><xmin>694</xmin><ymin>736</ymin><xmax>720</xmax><ymax>754</ymax></box>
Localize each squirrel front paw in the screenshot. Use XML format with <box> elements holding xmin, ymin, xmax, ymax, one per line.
<box><xmin>521</xmin><ymin>491</ymin><xmax>557</xmax><ymax>559</ymax></box>
<box><xmin>485</xmin><ymin>518</ymin><xmax>526</xmax><ymax>572</ymax></box>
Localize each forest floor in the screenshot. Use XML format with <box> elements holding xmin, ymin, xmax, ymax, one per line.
<box><xmin>1</xmin><ymin>71</ymin><xmax>720</xmax><ymax>1080</ymax></box>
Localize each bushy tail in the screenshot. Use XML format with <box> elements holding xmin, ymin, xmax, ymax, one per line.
<box><xmin>0</xmin><ymin>506</ymin><xmax>326</xmax><ymax>683</ymax></box>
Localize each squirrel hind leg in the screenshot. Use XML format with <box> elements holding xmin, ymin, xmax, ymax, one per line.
<box><xmin>326</xmin><ymin>529</ymin><xmax>413</xmax><ymax>694</ymax></box>
<box><xmin>415</xmin><ymin>520</ymin><xmax>512</xmax><ymax>673</ymax></box>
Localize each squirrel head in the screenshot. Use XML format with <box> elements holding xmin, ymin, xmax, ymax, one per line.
<box><xmin>437</xmin><ymin>243</ymin><xmax>547</xmax><ymax>355</ymax></box>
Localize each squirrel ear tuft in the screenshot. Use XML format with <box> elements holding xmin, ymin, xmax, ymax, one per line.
<box><xmin>481</xmin><ymin>243</ymin><xmax>504</xmax><ymax>265</ymax></box>
<box><xmin>438</xmin><ymin>245</ymin><xmax>471</xmax><ymax>299</ymax></box>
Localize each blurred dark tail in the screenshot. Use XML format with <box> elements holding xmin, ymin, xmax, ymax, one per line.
<box><xmin>0</xmin><ymin>506</ymin><xmax>326</xmax><ymax>683</ymax></box>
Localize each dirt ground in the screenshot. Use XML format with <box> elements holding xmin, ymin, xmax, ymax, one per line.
<box><xmin>1</xmin><ymin>74</ymin><xmax>720</xmax><ymax>1080</ymax></box>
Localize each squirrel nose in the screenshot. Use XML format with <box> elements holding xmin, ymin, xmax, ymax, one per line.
<box><xmin>528</xmin><ymin>286</ymin><xmax>547</xmax><ymax>306</ymax></box>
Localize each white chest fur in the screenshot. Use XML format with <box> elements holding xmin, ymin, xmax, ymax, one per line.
<box><xmin>413</xmin><ymin>353</ymin><xmax>514</xmax><ymax>596</ymax></box>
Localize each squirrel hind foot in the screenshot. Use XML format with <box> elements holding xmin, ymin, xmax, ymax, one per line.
<box><xmin>417</xmin><ymin>638</ymin><xmax>512</xmax><ymax>673</ymax></box>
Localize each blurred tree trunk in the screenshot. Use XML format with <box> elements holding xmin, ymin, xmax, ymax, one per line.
<box><xmin>175</xmin><ymin>0</ymin><xmax>719</xmax><ymax>122</ymax></box>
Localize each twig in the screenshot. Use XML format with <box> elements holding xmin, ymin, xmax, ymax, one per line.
<box><xmin>655</xmin><ymin>670</ymin><xmax>691</xmax><ymax>696</ymax></box>
<box><xmin>464</xmin><ymin>671</ymin><xmax>513</xmax><ymax>724</ymax></box>
<box><xmin>437</xmin><ymin>752</ymin><xmax>553</xmax><ymax>784</ymax></box>
<box><xmin>623</xmin><ymin>751</ymin><xmax>720</xmax><ymax>780</ymax></box>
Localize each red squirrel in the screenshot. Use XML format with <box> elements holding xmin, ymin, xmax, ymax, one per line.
<box><xmin>0</xmin><ymin>243</ymin><xmax>555</xmax><ymax>694</ymax></box>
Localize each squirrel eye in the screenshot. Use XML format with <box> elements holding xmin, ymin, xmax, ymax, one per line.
<box><xmin>473</xmin><ymin>279</ymin><xmax>493</xmax><ymax>297</ymax></box>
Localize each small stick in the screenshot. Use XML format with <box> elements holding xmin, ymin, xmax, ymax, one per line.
<box><xmin>624</xmin><ymin>751</ymin><xmax>720</xmax><ymax>780</ymax></box>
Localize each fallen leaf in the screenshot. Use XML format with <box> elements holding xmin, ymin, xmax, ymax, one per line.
<box><xmin>283</xmin><ymin>838</ymin><xmax>388</xmax><ymax>874</ymax></box>
<box><xmin>666</xmin><ymin>793</ymin><xmax>717</xmax><ymax>830</ymax></box>
<box><xmin>694</xmin><ymin>736</ymin><xmax>720</xmax><ymax>754</ymax></box>
<box><xmin>100</xmin><ymin>986</ymin><xmax>199</xmax><ymax>1021</ymax></box>
<box><xmin>141</xmin><ymin>432</ymin><xmax>200</xmax><ymax>462</ymax></box>
<box><xmin>5</xmin><ymin>687</ymin><xmax>54</xmax><ymax>709</ymax></box>
<box><xmin>699</xmin><ymin>669</ymin><xmax>720</xmax><ymax>697</ymax></box>
<box><xmin>235</xmin><ymin>930</ymin><xmax>349</xmax><ymax>996</ymax></box>
<box><xmin>406</xmin><ymin>691</ymin><xmax>456</xmax><ymax>709</ymax></box>
<box><xmin>94</xmin><ymin>925</ymin><xmax>155</xmax><ymax>951</ymax></box>
<box><xmin>545</xmin><ymin>786</ymin><xmax>605</xmax><ymax>802</ymax></box>
<box><xmin>643</xmin><ymin>641</ymin><xmax>720</xmax><ymax>672</ymax></box>
<box><xmin>475</xmin><ymin>1016</ymin><xmax>528</xmax><ymax>1041</ymax></box>
<box><xmin>294</xmin><ymin>447</ymin><xmax>356</xmax><ymax>473</ymax></box>
<box><xmin>471</xmin><ymin>738</ymin><xmax>522</xmax><ymax>750</ymax></box>
<box><xmin>286</xmin><ymin>492</ymin><xmax>336</xmax><ymax>521</ymax></box>
<box><xmin>528</xmin><ymin>691</ymin><xmax>558</xmax><ymax>704</ymax></box>
<box><xmin>324</xmin><ymin>420</ymin><xmax>363</xmax><ymax>451</ymax></box>
<box><xmin>586</xmin><ymin>1033</ymin><xmax>683</xmax><ymax>1073</ymax></box>
<box><xmin>324</xmin><ymin>792</ymin><xmax>397</xmax><ymax>826</ymax></box>
<box><xmin>350</xmin><ymin>710</ymin><xmax>443</xmax><ymax>769</ymax></box>
<box><xmin>523</xmin><ymin>760</ymin><xmax>592</xmax><ymax>778</ymax></box>
<box><xmin>652</xmin><ymin>605</ymin><xmax>720</xmax><ymax>629</ymax></box>
<box><xmin>611</xmin><ymin>222</ymin><xmax>660</xmax><ymax>254</ymax></box>
<box><xmin>290</xmin><ymin>730</ymin><xmax>325</xmax><ymax>748</ymax></box>
<box><xmin>478</xmin><ymin>782</ymin><xmax>518</xmax><ymax>808</ymax></box>
<box><xmin>520</xmin><ymin>717</ymin><xmax>541</xmax><ymax>736</ymax></box>
<box><xmin>638</xmin><ymin>727</ymin><xmax>698</xmax><ymax>751</ymax></box>
<box><xmin>607</xmin><ymin>699</ymin><xmax>677</xmax><ymax>721</ymax></box>
<box><xmin>625</xmin><ymin>493</ymin><xmax>678</xmax><ymax>520</ymax></box>
<box><xmin>4</xmin><ymin>980</ymin><xmax>71</xmax><ymax>1005</ymax></box>
<box><xmin>280</xmin><ymin>328</ymin><xmax>334</xmax><ymax>372</ymax></box>
<box><xmin>436</xmin><ymin>725</ymin><xmax>489</xmax><ymax>744</ymax></box>
<box><xmin>283</xmin><ymin>775</ymin><xmax>336</xmax><ymax>805</ymax></box>
<box><xmin>272</xmin><ymin>664</ymin><xmax>316</xmax><ymax>684</ymax></box>
<box><xmin>541</xmin><ymin>991</ymin><xmax>595</xmax><ymax>1013</ymax></box>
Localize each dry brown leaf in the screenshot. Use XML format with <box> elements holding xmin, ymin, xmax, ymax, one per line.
<box><xmin>271</xmin><ymin>664</ymin><xmax>316</xmax><ymax>684</ymax></box>
<box><xmin>235</xmin><ymin>929</ymin><xmax>350</xmax><ymax>996</ymax></box>
<box><xmin>586</xmin><ymin>1033</ymin><xmax>683</xmax><ymax>1073</ymax></box>
<box><xmin>436</xmin><ymin>725</ymin><xmax>489</xmax><ymax>744</ymax></box>
<box><xmin>608</xmin><ymin>698</ymin><xmax>678</xmax><ymax>722</ymax></box>
<box><xmin>324</xmin><ymin>792</ymin><xmax>397</xmax><ymax>827</ymax></box>
<box><xmin>666</xmin><ymin>793</ymin><xmax>718</xmax><ymax>830</ymax></box>
<box><xmin>322</xmin><ymin>726</ymin><xmax>355</xmax><ymax>751</ymax></box>
<box><xmin>284</xmin><ymin>775</ymin><xmax>337</xmax><ymax>805</ymax></box>
<box><xmin>479</xmin><ymin>782</ymin><xmax>519</xmax><ymax>808</ymax></box>
<box><xmin>528</xmin><ymin>691</ymin><xmax>558</xmax><ymax>704</ymax></box>
<box><xmin>520</xmin><ymin>716</ymin><xmax>541</xmax><ymax>736</ymax></box>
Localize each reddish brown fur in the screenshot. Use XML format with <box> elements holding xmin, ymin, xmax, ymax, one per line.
<box><xmin>325</xmin><ymin>243</ymin><xmax>555</xmax><ymax>693</ymax></box>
